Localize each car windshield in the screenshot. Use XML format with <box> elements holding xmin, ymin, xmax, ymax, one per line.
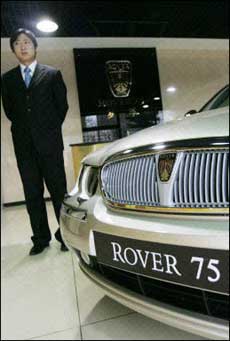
<box><xmin>199</xmin><ymin>85</ymin><xmax>229</xmax><ymax>112</ymax></box>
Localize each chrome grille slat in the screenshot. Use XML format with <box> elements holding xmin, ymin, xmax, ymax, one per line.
<box><xmin>109</xmin><ymin>164</ymin><xmax>114</xmax><ymax>199</ymax></box>
<box><xmin>112</xmin><ymin>163</ymin><xmax>118</xmax><ymax>200</ymax></box>
<box><xmin>131</xmin><ymin>160</ymin><xmax>138</xmax><ymax>202</ymax></box>
<box><xmin>136</xmin><ymin>158</ymin><xmax>141</xmax><ymax>203</ymax></box>
<box><xmin>178</xmin><ymin>154</ymin><xmax>185</xmax><ymax>204</ymax></box>
<box><xmin>108</xmin><ymin>164</ymin><xmax>112</xmax><ymax>199</ymax></box>
<box><xmin>216</xmin><ymin>153</ymin><xmax>222</xmax><ymax>204</ymax></box>
<box><xmin>146</xmin><ymin>158</ymin><xmax>153</xmax><ymax>203</ymax></box>
<box><xmin>222</xmin><ymin>153</ymin><xmax>227</xmax><ymax>204</ymax></box>
<box><xmin>120</xmin><ymin>162</ymin><xmax>125</xmax><ymax>201</ymax></box>
<box><xmin>189</xmin><ymin>154</ymin><xmax>195</xmax><ymax>204</ymax></box>
<box><xmin>184</xmin><ymin>154</ymin><xmax>191</xmax><ymax>204</ymax></box>
<box><xmin>112</xmin><ymin>164</ymin><xmax>116</xmax><ymax>199</ymax></box>
<box><xmin>107</xmin><ymin>164</ymin><xmax>113</xmax><ymax>198</ymax></box>
<box><xmin>194</xmin><ymin>153</ymin><xmax>201</xmax><ymax>204</ymax></box>
<box><xmin>116</xmin><ymin>162</ymin><xmax>122</xmax><ymax>200</ymax></box>
<box><xmin>136</xmin><ymin>158</ymin><xmax>143</xmax><ymax>203</ymax></box>
<box><xmin>199</xmin><ymin>153</ymin><xmax>206</xmax><ymax>205</ymax></box>
<box><xmin>132</xmin><ymin>159</ymin><xmax>139</xmax><ymax>203</ymax></box>
<box><xmin>114</xmin><ymin>163</ymin><xmax>119</xmax><ymax>199</ymax></box>
<box><xmin>151</xmin><ymin>157</ymin><xmax>156</xmax><ymax>203</ymax></box>
<box><xmin>121</xmin><ymin>161</ymin><xmax>127</xmax><ymax>201</ymax></box>
<box><xmin>101</xmin><ymin>148</ymin><xmax>229</xmax><ymax>211</ymax></box>
<box><xmin>173</xmin><ymin>181</ymin><xmax>179</xmax><ymax>204</ymax></box>
<box><xmin>126</xmin><ymin>160</ymin><xmax>132</xmax><ymax>202</ymax></box>
<box><xmin>210</xmin><ymin>153</ymin><xmax>217</xmax><ymax>204</ymax></box>
<box><xmin>204</xmin><ymin>153</ymin><xmax>211</xmax><ymax>205</ymax></box>
<box><xmin>143</xmin><ymin>157</ymin><xmax>148</xmax><ymax>203</ymax></box>
<box><xmin>119</xmin><ymin>161</ymin><xmax>124</xmax><ymax>201</ymax></box>
<box><xmin>156</xmin><ymin>180</ymin><xmax>160</xmax><ymax>202</ymax></box>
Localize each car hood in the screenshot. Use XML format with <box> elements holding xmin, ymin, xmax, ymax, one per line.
<box><xmin>83</xmin><ymin>107</ymin><xmax>229</xmax><ymax>166</ymax></box>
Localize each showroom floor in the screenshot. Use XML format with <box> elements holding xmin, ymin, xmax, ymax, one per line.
<box><xmin>2</xmin><ymin>203</ymin><xmax>207</xmax><ymax>340</ymax></box>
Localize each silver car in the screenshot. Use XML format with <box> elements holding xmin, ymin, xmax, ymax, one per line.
<box><xmin>60</xmin><ymin>85</ymin><xmax>229</xmax><ymax>340</ymax></box>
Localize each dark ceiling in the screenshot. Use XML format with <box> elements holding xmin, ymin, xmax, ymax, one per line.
<box><xmin>1</xmin><ymin>0</ymin><xmax>229</xmax><ymax>39</ymax></box>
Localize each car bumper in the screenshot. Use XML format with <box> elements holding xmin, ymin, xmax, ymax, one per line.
<box><xmin>78</xmin><ymin>259</ymin><xmax>229</xmax><ymax>340</ymax></box>
<box><xmin>60</xmin><ymin>195</ymin><xmax>228</xmax><ymax>254</ymax></box>
<box><xmin>60</xmin><ymin>195</ymin><xmax>229</xmax><ymax>340</ymax></box>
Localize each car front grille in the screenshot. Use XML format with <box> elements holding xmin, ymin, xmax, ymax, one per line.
<box><xmin>173</xmin><ymin>150</ymin><xmax>229</xmax><ymax>208</ymax></box>
<box><xmin>101</xmin><ymin>154</ymin><xmax>160</xmax><ymax>206</ymax></box>
<box><xmin>85</xmin><ymin>256</ymin><xmax>229</xmax><ymax>321</ymax></box>
<box><xmin>100</xmin><ymin>143</ymin><xmax>229</xmax><ymax>215</ymax></box>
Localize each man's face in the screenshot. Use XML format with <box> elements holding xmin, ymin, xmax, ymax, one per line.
<box><xmin>13</xmin><ymin>33</ymin><xmax>36</xmax><ymax>65</ymax></box>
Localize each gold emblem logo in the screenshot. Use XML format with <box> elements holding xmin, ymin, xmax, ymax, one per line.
<box><xmin>105</xmin><ymin>60</ymin><xmax>132</xmax><ymax>98</ymax></box>
<box><xmin>158</xmin><ymin>153</ymin><xmax>176</xmax><ymax>182</ymax></box>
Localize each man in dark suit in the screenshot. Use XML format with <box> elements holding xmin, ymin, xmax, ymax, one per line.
<box><xmin>1</xmin><ymin>28</ymin><xmax>69</xmax><ymax>255</ymax></box>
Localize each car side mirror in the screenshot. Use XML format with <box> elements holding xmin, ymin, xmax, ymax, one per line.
<box><xmin>184</xmin><ymin>109</ymin><xmax>197</xmax><ymax>117</ymax></box>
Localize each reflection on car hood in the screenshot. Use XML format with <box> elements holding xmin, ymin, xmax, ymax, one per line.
<box><xmin>83</xmin><ymin>108</ymin><xmax>229</xmax><ymax>166</ymax></box>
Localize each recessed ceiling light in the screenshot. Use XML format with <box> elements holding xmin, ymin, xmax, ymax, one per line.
<box><xmin>107</xmin><ymin>111</ymin><xmax>115</xmax><ymax>119</ymax></box>
<box><xmin>153</xmin><ymin>97</ymin><xmax>160</xmax><ymax>100</ymax></box>
<box><xmin>143</xmin><ymin>104</ymin><xmax>149</xmax><ymax>108</ymax></box>
<box><xmin>166</xmin><ymin>86</ymin><xmax>176</xmax><ymax>93</ymax></box>
<box><xmin>36</xmin><ymin>19</ymin><xmax>58</xmax><ymax>32</ymax></box>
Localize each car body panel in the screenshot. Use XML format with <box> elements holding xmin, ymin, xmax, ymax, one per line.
<box><xmin>60</xmin><ymin>92</ymin><xmax>229</xmax><ymax>339</ymax></box>
<box><xmin>83</xmin><ymin>108</ymin><xmax>229</xmax><ymax>166</ymax></box>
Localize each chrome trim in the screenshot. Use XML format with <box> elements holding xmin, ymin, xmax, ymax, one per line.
<box><xmin>104</xmin><ymin>204</ymin><xmax>229</xmax><ymax>220</ymax></box>
<box><xmin>104</xmin><ymin>201</ymin><xmax>228</xmax><ymax>215</ymax></box>
<box><xmin>100</xmin><ymin>138</ymin><xmax>229</xmax><ymax>216</ymax></box>
<box><xmin>61</xmin><ymin>204</ymin><xmax>88</xmax><ymax>223</ymax></box>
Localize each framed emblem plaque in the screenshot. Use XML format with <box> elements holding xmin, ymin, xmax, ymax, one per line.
<box><xmin>73</xmin><ymin>48</ymin><xmax>162</xmax><ymax>143</ymax></box>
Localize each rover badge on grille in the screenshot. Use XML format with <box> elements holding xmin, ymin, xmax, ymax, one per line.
<box><xmin>158</xmin><ymin>153</ymin><xmax>177</xmax><ymax>182</ymax></box>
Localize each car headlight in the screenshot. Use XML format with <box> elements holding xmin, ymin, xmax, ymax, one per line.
<box><xmin>69</xmin><ymin>165</ymin><xmax>98</xmax><ymax>200</ymax></box>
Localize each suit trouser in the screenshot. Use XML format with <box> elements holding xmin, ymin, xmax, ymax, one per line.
<box><xmin>16</xmin><ymin>148</ymin><xmax>67</xmax><ymax>246</ymax></box>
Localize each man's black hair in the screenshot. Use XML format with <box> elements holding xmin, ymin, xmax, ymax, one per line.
<box><xmin>10</xmin><ymin>28</ymin><xmax>38</xmax><ymax>52</ymax></box>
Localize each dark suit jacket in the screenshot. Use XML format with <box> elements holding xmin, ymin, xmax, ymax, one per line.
<box><xmin>1</xmin><ymin>63</ymin><xmax>69</xmax><ymax>159</ymax></box>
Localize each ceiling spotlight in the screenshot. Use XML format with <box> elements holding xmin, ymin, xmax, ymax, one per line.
<box><xmin>142</xmin><ymin>104</ymin><xmax>149</xmax><ymax>109</ymax></box>
<box><xmin>153</xmin><ymin>97</ymin><xmax>160</xmax><ymax>101</ymax></box>
<box><xmin>166</xmin><ymin>86</ymin><xmax>176</xmax><ymax>93</ymax></box>
<box><xmin>107</xmin><ymin>111</ymin><xmax>115</xmax><ymax>119</ymax></box>
<box><xmin>36</xmin><ymin>19</ymin><xmax>58</xmax><ymax>32</ymax></box>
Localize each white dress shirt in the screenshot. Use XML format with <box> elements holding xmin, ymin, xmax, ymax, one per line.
<box><xmin>20</xmin><ymin>60</ymin><xmax>37</xmax><ymax>82</ymax></box>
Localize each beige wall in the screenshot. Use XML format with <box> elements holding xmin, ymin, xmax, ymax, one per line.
<box><xmin>157</xmin><ymin>49</ymin><xmax>229</xmax><ymax>120</ymax></box>
<box><xmin>1</xmin><ymin>38</ymin><xmax>229</xmax><ymax>203</ymax></box>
